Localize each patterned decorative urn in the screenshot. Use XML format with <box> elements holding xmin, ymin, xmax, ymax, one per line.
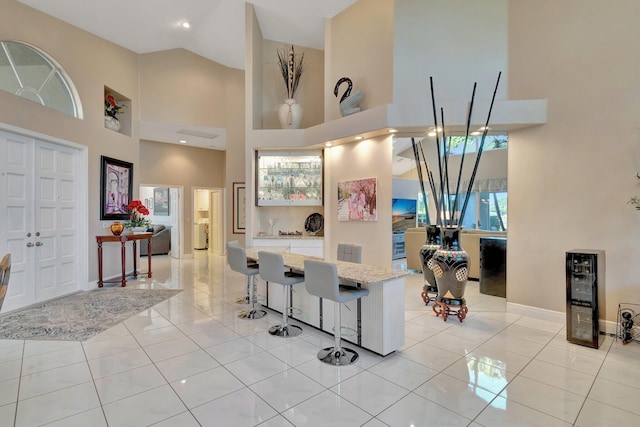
<box><xmin>430</xmin><ymin>226</ymin><xmax>469</xmax><ymax>321</ymax></box>
<box><xmin>419</xmin><ymin>224</ymin><xmax>440</xmax><ymax>305</ymax></box>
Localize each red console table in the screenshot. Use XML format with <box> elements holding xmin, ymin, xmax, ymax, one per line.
<box><xmin>96</xmin><ymin>233</ymin><xmax>153</xmax><ymax>287</ymax></box>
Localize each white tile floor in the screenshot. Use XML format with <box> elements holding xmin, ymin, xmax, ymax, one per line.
<box><xmin>1</xmin><ymin>252</ymin><xmax>639</xmax><ymax>426</ymax></box>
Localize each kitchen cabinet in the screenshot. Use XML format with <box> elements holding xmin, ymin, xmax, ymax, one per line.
<box><xmin>255</xmin><ymin>150</ymin><xmax>323</xmax><ymax>206</ymax></box>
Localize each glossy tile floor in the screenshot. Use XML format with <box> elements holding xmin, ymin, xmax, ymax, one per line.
<box><xmin>1</xmin><ymin>252</ymin><xmax>639</xmax><ymax>426</ymax></box>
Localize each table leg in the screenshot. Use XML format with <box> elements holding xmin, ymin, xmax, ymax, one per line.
<box><xmin>147</xmin><ymin>239</ymin><xmax>152</xmax><ymax>278</ymax></box>
<box><xmin>133</xmin><ymin>241</ymin><xmax>138</xmax><ymax>277</ymax></box>
<box><xmin>120</xmin><ymin>239</ymin><xmax>127</xmax><ymax>287</ymax></box>
<box><xmin>97</xmin><ymin>241</ymin><xmax>103</xmax><ymax>287</ymax></box>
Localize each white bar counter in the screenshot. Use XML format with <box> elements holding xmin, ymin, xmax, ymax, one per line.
<box><xmin>247</xmin><ymin>249</ymin><xmax>408</xmax><ymax>356</ymax></box>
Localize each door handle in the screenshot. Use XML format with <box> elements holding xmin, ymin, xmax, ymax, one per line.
<box><xmin>35</xmin><ymin>242</ymin><xmax>43</xmax><ymax>247</ymax></box>
<box><xmin>27</xmin><ymin>242</ymin><xmax>34</xmax><ymax>247</ymax></box>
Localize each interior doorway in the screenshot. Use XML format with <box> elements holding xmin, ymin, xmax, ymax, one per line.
<box><xmin>140</xmin><ymin>184</ymin><xmax>184</xmax><ymax>259</ymax></box>
<box><xmin>193</xmin><ymin>187</ymin><xmax>224</xmax><ymax>255</ymax></box>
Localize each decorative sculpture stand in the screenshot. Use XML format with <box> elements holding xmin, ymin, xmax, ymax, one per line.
<box><xmin>421</xmin><ymin>285</ymin><xmax>438</xmax><ymax>306</ymax></box>
<box><xmin>433</xmin><ymin>296</ymin><xmax>468</xmax><ymax>322</ymax></box>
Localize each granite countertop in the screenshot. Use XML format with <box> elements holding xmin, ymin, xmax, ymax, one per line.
<box><xmin>246</xmin><ymin>250</ymin><xmax>408</xmax><ymax>285</ymax></box>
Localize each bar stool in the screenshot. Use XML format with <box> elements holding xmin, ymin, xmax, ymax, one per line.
<box><xmin>337</xmin><ymin>243</ymin><xmax>362</xmax><ymax>263</ymax></box>
<box><xmin>226</xmin><ymin>243</ymin><xmax>266</xmax><ymax>319</ymax></box>
<box><xmin>258</xmin><ymin>251</ymin><xmax>304</xmax><ymax>337</ymax></box>
<box><xmin>304</xmin><ymin>259</ymin><xmax>369</xmax><ymax>365</ymax></box>
<box><xmin>227</xmin><ymin>241</ymin><xmax>254</xmax><ymax>304</ymax></box>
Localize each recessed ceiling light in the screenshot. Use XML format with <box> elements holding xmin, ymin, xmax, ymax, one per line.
<box><xmin>325</xmin><ymin>142</ymin><xmax>332</xmax><ymax>147</ymax></box>
<box><xmin>388</xmin><ymin>128</ymin><xmax>398</xmax><ymax>133</ymax></box>
<box><xmin>179</xmin><ymin>140</ymin><xmax>187</xmax><ymax>144</ymax></box>
<box><xmin>355</xmin><ymin>136</ymin><xmax>363</xmax><ymax>140</ymax></box>
<box><xmin>479</xmin><ymin>126</ymin><xmax>491</xmax><ymax>131</ymax></box>
<box><xmin>470</xmin><ymin>131</ymin><xmax>481</xmax><ymax>136</ymax></box>
<box><xmin>180</xmin><ymin>21</ymin><xmax>191</xmax><ymax>29</ymax></box>
<box><xmin>427</xmin><ymin>131</ymin><xmax>437</xmax><ymax>137</ymax></box>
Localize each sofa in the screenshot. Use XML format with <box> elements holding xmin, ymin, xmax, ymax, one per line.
<box><xmin>140</xmin><ymin>224</ymin><xmax>171</xmax><ymax>256</ymax></box>
<box><xmin>404</xmin><ymin>227</ymin><xmax>506</xmax><ymax>280</ymax></box>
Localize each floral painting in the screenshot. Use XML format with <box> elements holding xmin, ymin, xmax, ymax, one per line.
<box><xmin>338</xmin><ymin>177</ymin><xmax>377</xmax><ymax>221</ymax></box>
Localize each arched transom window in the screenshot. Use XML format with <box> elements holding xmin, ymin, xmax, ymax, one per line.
<box><xmin>0</xmin><ymin>40</ymin><xmax>83</xmax><ymax>118</ymax></box>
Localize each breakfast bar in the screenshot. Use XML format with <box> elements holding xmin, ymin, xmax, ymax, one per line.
<box><xmin>246</xmin><ymin>249</ymin><xmax>408</xmax><ymax>356</ymax></box>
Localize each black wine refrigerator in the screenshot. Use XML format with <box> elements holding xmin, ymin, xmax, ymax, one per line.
<box><xmin>566</xmin><ymin>249</ymin><xmax>605</xmax><ymax>348</ymax></box>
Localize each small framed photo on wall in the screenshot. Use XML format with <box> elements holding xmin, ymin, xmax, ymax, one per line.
<box><xmin>153</xmin><ymin>187</ymin><xmax>170</xmax><ymax>215</ymax></box>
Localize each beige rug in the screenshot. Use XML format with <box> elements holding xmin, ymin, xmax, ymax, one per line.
<box><xmin>0</xmin><ymin>288</ymin><xmax>182</xmax><ymax>341</ymax></box>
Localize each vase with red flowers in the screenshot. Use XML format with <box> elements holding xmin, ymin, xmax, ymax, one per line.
<box><xmin>104</xmin><ymin>93</ymin><xmax>125</xmax><ymax>131</ymax></box>
<box><xmin>124</xmin><ymin>200</ymin><xmax>151</xmax><ymax>233</ymax></box>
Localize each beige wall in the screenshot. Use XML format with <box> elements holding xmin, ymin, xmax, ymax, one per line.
<box><xmin>508</xmin><ymin>0</ymin><xmax>640</xmax><ymax>321</ymax></box>
<box><xmin>324</xmin><ymin>135</ymin><xmax>393</xmax><ymax>267</ymax></box>
<box><xmin>325</xmin><ymin>0</ymin><xmax>394</xmax><ymax>121</ymax></box>
<box><xmin>139</xmin><ymin>141</ymin><xmax>225</xmax><ymax>253</ymax></box>
<box><xmin>393</xmin><ymin>0</ymin><xmax>507</xmax><ymax>107</ymax></box>
<box><xmin>1</xmin><ymin>0</ymin><xmax>242</xmax><ymax>279</ymax></box>
<box><xmin>223</xmin><ymin>66</ymin><xmax>247</xmax><ymax>246</ymax></box>
<box><xmin>139</xmin><ymin>48</ymin><xmax>245</xmax><ymax>249</ymax></box>
<box><xmin>139</xmin><ymin>49</ymin><xmax>229</xmax><ymax>126</ymax></box>
<box><xmin>0</xmin><ymin>0</ymin><xmax>140</xmax><ymax>281</ymax></box>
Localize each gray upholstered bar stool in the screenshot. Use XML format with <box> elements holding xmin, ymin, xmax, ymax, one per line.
<box><xmin>304</xmin><ymin>259</ymin><xmax>369</xmax><ymax>365</ymax></box>
<box><xmin>337</xmin><ymin>243</ymin><xmax>362</xmax><ymax>263</ymax></box>
<box><xmin>227</xmin><ymin>241</ymin><xmax>253</xmax><ymax>304</ymax></box>
<box><xmin>226</xmin><ymin>243</ymin><xmax>266</xmax><ymax>319</ymax></box>
<box><xmin>258</xmin><ymin>251</ymin><xmax>305</xmax><ymax>337</ymax></box>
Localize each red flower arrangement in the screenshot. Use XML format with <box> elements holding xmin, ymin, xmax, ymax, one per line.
<box><xmin>105</xmin><ymin>94</ymin><xmax>125</xmax><ymax>118</ymax></box>
<box><xmin>125</xmin><ymin>200</ymin><xmax>151</xmax><ymax>229</ymax></box>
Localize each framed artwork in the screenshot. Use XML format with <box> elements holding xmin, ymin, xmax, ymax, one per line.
<box><xmin>337</xmin><ymin>177</ymin><xmax>378</xmax><ymax>221</ymax></box>
<box><xmin>233</xmin><ymin>182</ymin><xmax>246</xmax><ymax>234</ymax></box>
<box><xmin>100</xmin><ymin>156</ymin><xmax>133</xmax><ymax>220</ymax></box>
<box><xmin>153</xmin><ymin>187</ymin><xmax>170</xmax><ymax>215</ymax></box>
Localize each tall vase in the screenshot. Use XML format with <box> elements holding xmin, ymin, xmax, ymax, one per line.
<box><xmin>278</xmin><ymin>98</ymin><xmax>303</xmax><ymax>129</ymax></box>
<box><xmin>431</xmin><ymin>226</ymin><xmax>470</xmax><ymax>321</ymax></box>
<box><xmin>419</xmin><ymin>225</ymin><xmax>440</xmax><ymax>305</ymax></box>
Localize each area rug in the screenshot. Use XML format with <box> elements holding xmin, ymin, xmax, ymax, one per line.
<box><xmin>0</xmin><ymin>288</ymin><xmax>182</xmax><ymax>341</ymax></box>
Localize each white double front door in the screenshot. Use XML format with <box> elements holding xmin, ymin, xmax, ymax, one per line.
<box><xmin>0</xmin><ymin>129</ymin><xmax>83</xmax><ymax>312</ymax></box>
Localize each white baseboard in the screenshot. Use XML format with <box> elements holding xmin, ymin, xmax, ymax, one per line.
<box><xmin>507</xmin><ymin>302</ymin><xmax>565</xmax><ymax>324</ymax></box>
<box><xmin>507</xmin><ymin>302</ymin><xmax>618</xmax><ymax>336</ymax></box>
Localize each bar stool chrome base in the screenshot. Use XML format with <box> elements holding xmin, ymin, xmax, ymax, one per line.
<box><xmin>317</xmin><ymin>346</ymin><xmax>359</xmax><ymax>365</ymax></box>
<box><xmin>269</xmin><ymin>324</ymin><xmax>302</xmax><ymax>337</ymax></box>
<box><xmin>237</xmin><ymin>308</ymin><xmax>267</xmax><ymax>319</ymax></box>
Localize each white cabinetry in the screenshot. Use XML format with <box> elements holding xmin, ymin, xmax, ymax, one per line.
<box><xmin>251</xmin><ymin>237</ymin><xmax>323</xmax><ymax>257</ymax></box>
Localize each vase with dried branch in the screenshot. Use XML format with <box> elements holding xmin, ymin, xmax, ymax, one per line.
<box><xmin>413</xmin><ymin>72</ymin><xmax>502</xmax><ymax>321</ymax></box>
<box><xmin>276</xmin><ymin>44</ymin><xmax>305</xmax><ymax>129</ymax></box>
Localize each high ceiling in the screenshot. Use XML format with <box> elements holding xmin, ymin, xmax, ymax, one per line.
<box><xmin>18</xmin><ymin>0</ymin><xmax>357</xmax><ymax>70</ymax></box>
<box><xmin>17</xmin><ymin>0</ymin><xmax>358</xmax><ymax>152</ymax></box>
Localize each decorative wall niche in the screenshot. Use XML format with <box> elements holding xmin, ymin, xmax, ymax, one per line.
<box><xmin>104</xmin><ymin>86</ymin><xmax>131</xmax><ymax>136</ymax></box>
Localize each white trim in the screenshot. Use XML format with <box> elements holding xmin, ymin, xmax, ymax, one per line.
<box><xmin>0</xmin><ymin>123</ymin><xmax>85</xmax><ymax>150</ymax></box>
<box><xmin>0</xmin><ymin>122</ymin><xmax>89</xmax><ymax>294</ymax></box>
<box><xmin>507</xmin><ymin>302</ymin><xmax>565</xmax><ymax>324</ymax></box>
